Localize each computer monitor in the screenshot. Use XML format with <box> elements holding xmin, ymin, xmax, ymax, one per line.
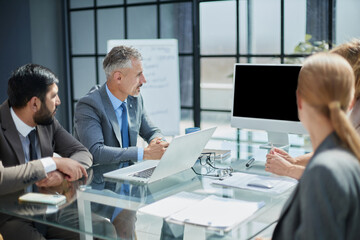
<box><xmin>231</xmin><ymin>63</ymin><xmax>307</xmax><ymax>148</ymax></box>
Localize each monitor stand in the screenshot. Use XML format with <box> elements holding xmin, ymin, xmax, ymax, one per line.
<box><xmin>260</xmin><ymin>131</ymin><xmax>289</xmax><ymax>149</ymax></box>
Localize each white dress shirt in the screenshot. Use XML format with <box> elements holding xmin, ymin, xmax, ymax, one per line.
<box><xmin>10</xmin><ymin>107</ymin><xmax>56</xmax><ymax>173</ymax></box>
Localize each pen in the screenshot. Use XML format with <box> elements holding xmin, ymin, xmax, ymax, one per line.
<box><xmin>245</xmin><ymin>157</ymin><xmax>255</xmax><ymax>168</ymax></box>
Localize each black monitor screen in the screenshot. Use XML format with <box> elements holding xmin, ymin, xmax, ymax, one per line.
<box><xmin>232</xmin><ymin>64</ymin><xmax>301</xmax><ymax>122</ymax></box>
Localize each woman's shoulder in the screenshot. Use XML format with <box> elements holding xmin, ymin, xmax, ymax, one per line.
<box><xmin>315</xmin><ymin>147</ymin><xmax>357</xmax><ymax>163</ymax></box>
<box><xmin>308</xmin><ymin>147</ymin><xmax>360</xmax><ymax>180</ymax></box>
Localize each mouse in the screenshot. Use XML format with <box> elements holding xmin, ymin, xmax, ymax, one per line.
<box><xmin>247</xmin><ymin>179</ymin><xmax>273</xmax><ymax>189</ymax></box>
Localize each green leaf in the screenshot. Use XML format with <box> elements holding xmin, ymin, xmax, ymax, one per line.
<box><xmin>305</xmin><ymin>34</ymin><xmax>312</xmax><ymax>42</ymax></box>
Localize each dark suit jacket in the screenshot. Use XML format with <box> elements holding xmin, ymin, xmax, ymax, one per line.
<box><xmin>273</xmin><ymin>132</ymin><xmax>360</xmax><ymax>240</ymax></box>
<box><xmin>0</xmin><ymin>100</ymin><xmax>93</xmax><ymax>225</ymax></box>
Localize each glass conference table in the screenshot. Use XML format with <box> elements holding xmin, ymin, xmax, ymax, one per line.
<box><xmin>0</xmin><ymin>142</ymin><xmax>304</xmax><ymax>240</ymax></box>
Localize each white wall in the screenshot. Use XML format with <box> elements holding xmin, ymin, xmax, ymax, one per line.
<box><xmin>336</xmin><ymin>0</ymin><xmax>360</xmax><ymax>44</ymax></box>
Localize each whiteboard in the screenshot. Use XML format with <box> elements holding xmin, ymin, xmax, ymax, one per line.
<box><xmin>107</xmin><ymin>39</ymin><xmax>180</xmax><ymax>136</ymax></box>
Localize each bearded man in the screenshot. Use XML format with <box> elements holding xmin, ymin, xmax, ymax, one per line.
<box><xmin>0</xmin><ymin>63</ymin><xmax>92</xmax><ymax>240</ymax></box>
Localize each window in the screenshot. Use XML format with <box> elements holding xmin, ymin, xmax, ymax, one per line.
<box><xmin>66</xmin><ymin>0</ymin><xmax>357</xmax><ymax>152</ymax></box>
<box><xmin>67</xmin><ymin>0</ymin><xmax>194</xmax><ymax>135</ymax></box>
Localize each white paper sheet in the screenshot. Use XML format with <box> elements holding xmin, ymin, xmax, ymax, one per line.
<box><xmin>212</xmin><ymin>172</ymin><xmax>298</xmax><ymax>194</ymax></box>
<box><xmin>138</xmin><ymin>191</ymin><xmax>206</xmax><ymax>218</ymax></box>
<box><xmin>168</xmin><ymin>195</ymin><xmax>265</xmax><ymax>231</ymax></box>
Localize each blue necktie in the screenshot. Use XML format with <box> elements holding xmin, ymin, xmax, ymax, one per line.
<box><xmin>121</xmin><ymin>102</ymin><xmax>129</xmax><ymax>148</ymax></box>
<box><xmin>111</xmin><ymin>103</ymin><xmax>130</xmax><ymax>222</ymax></box>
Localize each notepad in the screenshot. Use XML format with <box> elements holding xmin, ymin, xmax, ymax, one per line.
<box><xmin>139</xmin><ymin>191</ymin><xmax>205</xmax><ymax>218</ymax></box>
<box><xmin>19</xmin><ymin>192</ymin><xmax>67</xmax><ymax>205</ymax></box>
<box><xmin>168</xmin><ymin>195</ymin><xmax>264</xmax><ymax>231</ymax></box>
<box><xmin>139</xmin><ymin>191</ymin><xmax>264</xmax><ymax>232</ymax></box>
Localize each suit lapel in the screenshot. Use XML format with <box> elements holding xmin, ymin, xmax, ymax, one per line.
<box><xmin>37</xmin><ymin>126</ymin><xmax>53</xmax><ymax>157</ymax></box>
<box><xmin>99</xmin><ymin>85</ymin><xmax>123</xmax><ymax>146</ymax></box>
<box><xmin>1</xmin><ymin>101</ymin><xmax>26</xmax><ymax>164</ymax></box>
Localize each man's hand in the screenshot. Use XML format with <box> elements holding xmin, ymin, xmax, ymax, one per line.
<box><xmin>52</xmin><ymin>157</ymin><xmax>88</xmax><ymax>181</ymax></box>
<box><xmin>35</xmin><ymin>170</ymin><xmax>65</xmax><ymax>187</ymax></box>
<box><xmin>143</xmin><ymin>137</ymin><xmax>169</xmax><ymax>160</ymax></box>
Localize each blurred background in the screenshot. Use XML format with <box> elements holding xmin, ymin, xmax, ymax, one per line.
<box><xmin>1</xmin><ymin>0</ymin><xmax>359</xmax><ymax>158</ymax></box>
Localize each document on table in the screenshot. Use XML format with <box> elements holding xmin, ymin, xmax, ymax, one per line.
<box><xmin>139</xmin><ymin>191</ymin><xmax>265</xmax><ymax>231</ymax></box>
<box><xmin>167</xmin><ymin>195</ymin><xmax>265</xmax><ymax>231</ymax></box>
<box><xmin>138</xmin><ymin>191</ymin><xmax>206</xmax><ymax>218</ymax></box>
<box><xmin>212</xmin><ymin>172</ymin><xmax>298</xmax><ymax>194</ymax></box>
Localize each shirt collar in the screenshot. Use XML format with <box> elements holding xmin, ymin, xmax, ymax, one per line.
<box><xmin>10</xmin><ymin>107</ymin><xmax>36</xmax><ymax>137</ymax></box>
<box><xmin>105</xmin><ymin>84</ymin><xmax>127</xmax><ymax>110</ymax></box>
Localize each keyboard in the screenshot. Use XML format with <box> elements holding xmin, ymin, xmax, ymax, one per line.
<box><xmin>131</xmin><ymin>167</ymin><xmax>156</xmax><ymax>179</ymax></box>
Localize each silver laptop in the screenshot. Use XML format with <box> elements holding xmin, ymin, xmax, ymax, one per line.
<box><xmin>103</xmin><ymin>127</ymin><xmax>216</xmax><ymax>184</ymax></box>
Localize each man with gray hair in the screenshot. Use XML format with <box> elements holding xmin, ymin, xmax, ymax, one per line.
<box><xmin>74</xmin><ymin>45</ymin><xmax>168</xmax><ymax>177</ymax></box>
<box><xmin>74</xmin><ymin>46</ymin><xmax>169</xmax><ymax>238</ymax></box>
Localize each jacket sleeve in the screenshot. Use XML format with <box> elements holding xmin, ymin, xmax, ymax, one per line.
<box><xmin>52</xmin><ymin>119</ymin><xmax>93</xmax><ymax>168</ymax></box>
<box><xmin>0</xmin><ymin>160</ymin><xmax>47</xmax><ymax>195</ymax></box>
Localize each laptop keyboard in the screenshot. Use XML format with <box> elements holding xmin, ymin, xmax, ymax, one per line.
<box><xmin>131</xmin><ymin>167</ymin><xmax>156</xmax><ymax>179</ymax></box>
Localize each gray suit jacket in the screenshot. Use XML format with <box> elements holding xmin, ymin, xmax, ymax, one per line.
<box><xmin>0</xmin><ymin>100</ymin><xmax>92</xmax><ymax>225</ymax></box>
<box><xmin>273</xmin><ymin>132</ymin><xmax>360</xmax><ymax>240</ymax></box>
<box><xmin>0</xmin><ymin>161</ymin><xmax>47</xmax><ymax>194</ymax></box>
<box><xmin>74</xmin><ymin>84</ymin><xmax>164</xmax><ymax>166</ymax></box>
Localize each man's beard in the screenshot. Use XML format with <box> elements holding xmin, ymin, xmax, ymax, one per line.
<box><xmin>34</xmin><ymin>103</ymin><xmax>56</xmax><ymax>125</ymax></box>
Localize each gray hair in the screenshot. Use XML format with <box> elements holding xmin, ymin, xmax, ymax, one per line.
<box><xmin>103</xmin><ymin>46</ymin><xmax>142</xmax><ymax>79</ymax></box>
